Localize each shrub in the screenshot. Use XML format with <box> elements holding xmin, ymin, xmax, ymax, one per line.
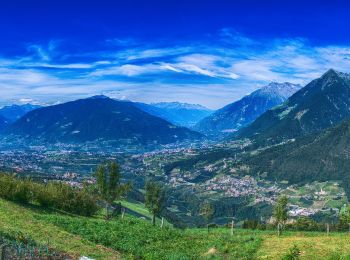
<box><xmin>242</xmin><ymin>219</ymin><xmax>259</xmax><ymax>229</ymax></box>
<box><xmin>33</xmin><ymin>182</ymin><xmax>99</xmax><ymax>216</ymax></box>
<box><xmin>283</xmin><ymin>244</ymin><xmax>301</xmax><ymax>260</ymax></box>
<box><xmin>33</xmin><ymin>183</ymin><xmax>55</xmax><ymax>208</ymax></box>
<box><xmin>12</xmin><ymin>180</ymin><xmax>32</xmax><ymax>204</ymax></box>
<box><xmin>289</xmin><ymin>217</ymin><xmax>319</xmax><ymax>231</ymax></box>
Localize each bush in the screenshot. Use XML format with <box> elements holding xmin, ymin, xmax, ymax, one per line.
<box><xmin>33</xmin><ymin>183</ymin><xmax>55</xmax><ymax>208</ymax></box>
<box><xmin>13</xmin><ymin>181</ymin><xmax>32</xmax><ymax>204</ymax></box>
<box><xmin>34</xmin><ymin>182</ymin><xmax>99</xmax><ymax>216</ymax></box>
<box><xmin>290</xmin><ymin>217</ymin><xmax>319</xmax><ymax>231</ymax></box>
<box><xmin>242</xmin><ymin>220</ymin><xmax>259</xmax><ymax>229</ymax></box>
<box><xmin>283</xmin><ymin>244</ymin><xmax>301</xmax><ymax>260</ymax></box>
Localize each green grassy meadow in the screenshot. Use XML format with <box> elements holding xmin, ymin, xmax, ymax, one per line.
<box><xmin>1</xmin><ymin>198</ymin><xmax>350</xmax><ymax>259</ymax></box>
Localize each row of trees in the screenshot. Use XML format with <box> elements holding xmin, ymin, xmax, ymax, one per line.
<box><xmin>0</xmin><ymin>174</ymin><xmax>98</xmax><ymax>216</ymax></box>
<box><xmin>197</xmin><ymin>195</ymin><xmax>350</xmax><ymax>235</ymax></box>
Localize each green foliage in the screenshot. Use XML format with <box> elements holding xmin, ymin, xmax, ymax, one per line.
<box><xmin>274</xmin><ymin>195</ymin><xmax>288</xmax><ymax>235</ymax></box>
<box><xmin>41</xmin><ymin>214</ymin><xmax>262</xmax><ymax>259</ymax></box>
<box><xmin>145</xmin><ymin>181</ymin><xmax>165</xmax><ymax>225</ymax></box>
<box><xmin>94</xmin><ymin>162</ymin><xmax>132</xmax><ymax>219</ymax></box>
<box><xmin>0</xmin><ymin>173</ymin><xmax>98</xmax><ymax>216</ymax></box>
<box><xmin>0</xmin><ymin>230</ymin><xmax>65</xmax><ymax>259</ymax></box>
<box><xmin>200</xmin><ymin>200</ymin><xmax>215</xmax><ymax>225</ymax></box>
<box><xmin>0</xmin><ymin>198</ymin><xmax>117</xmax><ymax>258</ymax></box>
<box><xmin>242</xmin><ymin>220</ymin><xmax>260</xmax><ymax>230</ymax></box>
<box><xmin>282</xmin><ymin>244</ymin><xmax>301</xmax><ymax>260</ymax></box>
<box><xmin>0</xmin><ymin>174</ymin><xmax>32</xmax><ymax>204</ymax></box>
<box><xmin>274</xmin><ymin>195</ymin><xmax>288</xmax><ymax>225</ymax></box>
<box><xmin>339</xmin><ymin>204</ymin><xmax>350</xmax><ymax>224</ymax></box>
<box><xmin>292</xmin><ymin>217</ymin><xmax>319</xmax><ymax>232</ymax></box>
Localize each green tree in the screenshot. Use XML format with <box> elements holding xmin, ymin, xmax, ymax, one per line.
<box><xmin>200</xmin><ymin>200</ymin><xmax>214</xmax><ymax>233</ymax></box>
<box><xmin>145</xmin><ymin>181</ymin><xmax>165</xmax><ymax>226</ymax></box>
<box><xmin>94</xmin><ymin>162</ymin><xmax>132</xmax><ymax>219</ymax></box>
<box><xmin>339</xmin><ymin>204</ymin><xmax>350</xmax><ymax>230</ymax></box>
<box><xmin>274</xmin><ymin>195</ymin><xmax>288</xmax><ymax>236</ymax></box>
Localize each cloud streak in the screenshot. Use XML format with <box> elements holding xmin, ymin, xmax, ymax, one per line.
<box><xmin>1</xmin><ymin>31</ymin><xmax>350</xmax><ymax>109</ymax></box>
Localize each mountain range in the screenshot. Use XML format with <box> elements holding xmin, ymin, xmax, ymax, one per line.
<box><xmin>0</xmin><ymin>104</ymin><xmax>41</xmax><ymax>123</ymax></box>
<box><xmin>195</xmin><ymin>82</ymin><xmax>301</xmax><ymax>134</ymax></box>
<box><xmin>5</xmin><ymin>96</ymin><xmax>202</xmax><ymax>145</ymax></box>
<box><xmin>135</xmin><ymin>102</ymin><xmax>212</xmax><ymax>127</ymax></box>
<box><xmin>236</xmin><ymin>69</ymin><xmax>350</xmax><ymax>144</ymax></box>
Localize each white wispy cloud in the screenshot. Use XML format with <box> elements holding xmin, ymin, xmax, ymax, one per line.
<box><xmin>1</xmin><ymin>32</ymin><xmax>350</xmax><ymax>109</ymax></box>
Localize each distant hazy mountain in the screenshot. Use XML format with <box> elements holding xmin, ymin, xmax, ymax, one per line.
<box><xmin>5</xmin><ymin>96</ymin><xmax>202</xmax><ymax>145</ymax></box>
<box><xmin>0</xmin><ymin>104</ymin><xmax>41</xmax><ymax>123</ymax></box>
<box><xmin>236</xmin><ymin>69</ymin><xmax>350</xmax><ymax>143</ymax></box>
<box><xmin>135</xmin><ymin>102</ymin><xmax>213</xmax><ymax>127</ymax></box>
<box><xmin>0</xmin><ymin>115</ymin><xmax>9</xmax><ymax>131</ymax></box>
<box><xmin>195</xmin><ymin>82</ymin><xmax>301</xmax><ymax>134</ymax></box>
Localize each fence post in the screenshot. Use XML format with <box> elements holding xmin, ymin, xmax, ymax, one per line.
<box><xmin>0</xmin><ymin>245</ymin><xmax>6</xmax><ymax>260</ymax></box>
<box><xmin>160</xmin><ymin>217</ymin><xmax>164</xmax><ymax>229</ymax></box>
<box><xmin>121</xmin><ymin>208</ymin><xmax>125</xmax><ymax>219</ymax></box>
<box><xmin>231</xmin><ymin>219</ymin><xmax>234</xmax><ymax>236</ymax></box>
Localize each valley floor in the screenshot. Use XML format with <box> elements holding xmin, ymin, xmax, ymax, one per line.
<box><xmin>1</xmin><ymin>198</ymin><xmax>350</xmax><ymax>259</ymax></box>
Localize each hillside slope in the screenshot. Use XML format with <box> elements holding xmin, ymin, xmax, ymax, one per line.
<box><xmin>0</xmin><ymin>199</ymin><xmax>119</xmax><ymax>259</ymax></box>
<box><xmin>241</xmin><ymin>117</ymin><xmax>350</xmax><ymax>196</ymax></box>
<box><xmin>2</xmin><ymin>198</ymin><xmax>350</xmax><ymax>259</ymax></box>
<box><xmin>0</xmin><ymin>198</ymin><xmax>261</xmax><ymax>259</ymax></box>
<box><xmin>0</xmin><ymin>115</ymin><xmax>8</xmax><ymax>131</ymax></box>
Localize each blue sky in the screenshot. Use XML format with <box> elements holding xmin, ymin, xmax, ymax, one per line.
<box><xmin>1</xmin><ymin>0</ymin><xmax>350</xmax><ymax>109</ymax></box>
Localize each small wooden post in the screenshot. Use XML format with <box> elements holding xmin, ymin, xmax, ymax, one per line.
<box><xmin>161</xmin><ymin>217</ymin><xmax>164</xmax><ymax>228</ymax></box>
<box><xmin>231</xmin><ymin>219</ymin><xmax>234</xmax><ymax>236</ymax></box>
<box><xmin>0</xmin><ymin>245</ymin><xmax>6</xmax><ymax>260</ymax></box>
<box><xmin>47</xmin><ymin>236</ymin><xmax>50</xmax><ymax>250</ymax></box>
<box><xmin>326</xmin><ymin>223</ymin><xmax>330</xmax><ymax>236</ymax></box>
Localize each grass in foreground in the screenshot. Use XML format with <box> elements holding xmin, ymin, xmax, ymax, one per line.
<box><xmin>39</xmin><ymin>214</ymin><xmax>262</xmax><ymax>259</ymax></box>
<box><xmin>0</xmin><ymin>199</ymin><xmax>119</xmax><ymax>259</ymax></box>
<box><xmin>258</xmin><ymin>230</ymin><xmax>350</xmax><ymax>259</ymax></box>
<box><xmin>3</xmin><ymin>197</ymin><xmax>350</xmax><ymax>259</ymax></box>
